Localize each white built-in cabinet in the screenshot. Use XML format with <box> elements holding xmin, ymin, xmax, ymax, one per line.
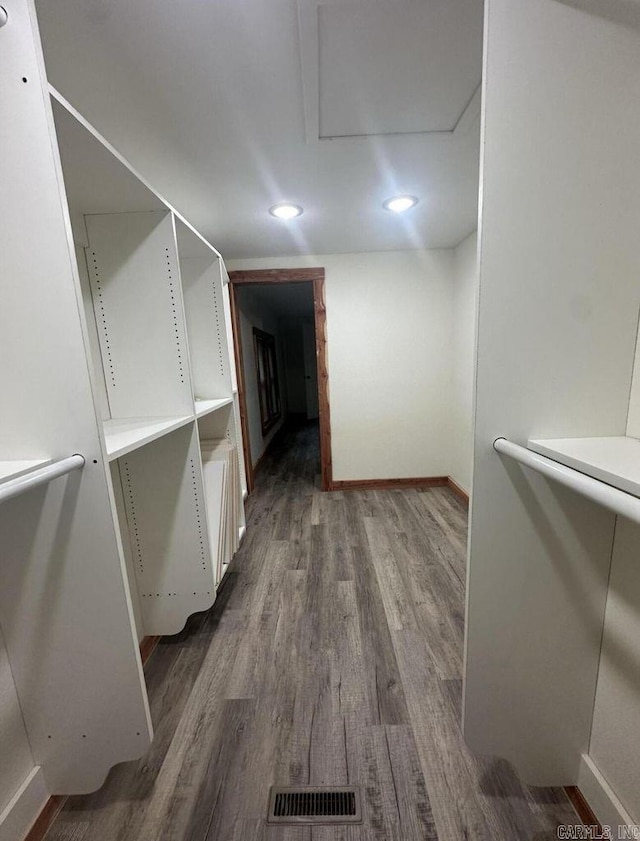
<box><xmin>465</xmin><ymin>0</ymin><xmax>640</xmax><ymax>832</ymax></box>
<box><xmin>0</xmin><ymin>0</ymin><xmax>246</xmax><ymax>834</ymax></box>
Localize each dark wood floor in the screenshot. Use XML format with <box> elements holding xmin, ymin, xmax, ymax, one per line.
<box><xmin>45</xmin><ymin>421</ymin><xmax>578</xmax><ymax>840</ymax></box>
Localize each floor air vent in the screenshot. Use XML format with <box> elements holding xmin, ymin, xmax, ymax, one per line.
<box><xmin>267</xmin><ymin>786</ymin><xmax>362</xmax><ymax>825</ymax></box>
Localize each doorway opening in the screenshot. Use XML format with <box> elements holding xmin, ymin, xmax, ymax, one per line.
<box><xmin>228</xmin><ymin>268</ymin><xmax>332</xmax><ymax>493</ymax></box>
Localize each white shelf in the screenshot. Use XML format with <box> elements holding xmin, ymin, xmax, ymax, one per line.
<box><xmin>0</xmin><ymin>459</ymin><xmax>52</xmax><ymax>485</ymax></box>
<box><xmin>527</xmin><ymin>436</ymin><xmax>640</xmax><ymax>498</ymax></box>
<box><xmin>103</xmin><ymin>416</ymin><xmax>194</xmax><ymax>461</ymax></box>
<box><xmin>194</xmin><ymin>397</ymin><xmax>233</xmax><ymax>418</ymax></box>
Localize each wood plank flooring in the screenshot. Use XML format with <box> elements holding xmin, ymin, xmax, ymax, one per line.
<box><xmin>45</xmin><ymin>421</ymin><xmax>578</xmax><ymax>841</ymax></box>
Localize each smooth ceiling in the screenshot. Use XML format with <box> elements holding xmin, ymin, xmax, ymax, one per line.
<box><xmin>35</xmin><ymin>0</ymin><xmax>483</xmax><ymax>259</ymax></box>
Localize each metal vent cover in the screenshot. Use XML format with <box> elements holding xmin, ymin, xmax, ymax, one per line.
<box><xmin>267</xmin><ymin>785</ymin><xmax>362</xmax><ymax>825</ymax></box>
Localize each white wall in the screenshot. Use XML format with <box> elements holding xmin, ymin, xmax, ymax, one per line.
<box><xmin>236</xmin><ymin>288</ymin><xmax>287</xmax><ymax>466</ymax></box>
<box><xmin>228</xmin><ymin>250</ymin><xmax>455</xmax><ymax>482</ymax></box>
<box><xmin>449</xmin><ymin>232</ymin><xmax>478</xmax><ymax>493</ymax></box>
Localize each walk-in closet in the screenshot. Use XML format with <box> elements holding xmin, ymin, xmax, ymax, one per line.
<box><xmin>3</xmin><ymin>0</ymin><xmax>640</xmax><ymax>838</ymax></box>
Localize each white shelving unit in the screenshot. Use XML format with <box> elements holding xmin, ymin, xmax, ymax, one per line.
<box><xmin>528</xmin><ymin>437</ymin><xmax>640</xmax><ymax>499</ymax></box>
<box><xmin>0</xmin><ymin>1</ymin><xmax>247</xmax><ymax>834</ymax></box>
<box><xmin>51</xmin><ymin>79</ymin><xmax>247</xmax><ymax>640</ymax></box>
<box><xmin>465</xmin><ymin>0</ymin><xmax>640</xmax><ymax>831</ymax></box>
<box><xmin>0</xmin><ymin>0</ymin><xmax>153</xmax><ymax>818</ymax></box>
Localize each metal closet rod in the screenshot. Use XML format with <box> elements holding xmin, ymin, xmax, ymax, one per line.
<box><xmin>493</xmin><ymin>437</ymin><xmax>640</xmax><ymax>526</ymax></box>
<box><xmin>0</xmin><ymin>455</ymin><xmax>85</xmax><ymax>505</ymax></box>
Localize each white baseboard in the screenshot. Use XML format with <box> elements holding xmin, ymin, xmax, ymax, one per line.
<box><xmin>0</xmin><ymin>767</ymin><xmax>49</xmax><ymax>841</ymax></box>
<box><xmin>578</xmin><ymin>754</ymin><xmax>638</xmax><ymax>833</ymax></box>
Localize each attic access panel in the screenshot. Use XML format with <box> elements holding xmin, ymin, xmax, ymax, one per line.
<box><xmin>300</xmin><ymin>0</ymin><xmax>483</xmax><ymax>139</ymax></box>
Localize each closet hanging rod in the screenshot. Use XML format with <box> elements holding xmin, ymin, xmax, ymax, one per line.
<box><xmin>0</xmin><ymin>455</ymin><xmax>85</xmax><ymax>505</ymax></box>
<box><xmin>493</xmin><ymin>437</ymin><xmax>640</xmax><ymax>525</ymax></box>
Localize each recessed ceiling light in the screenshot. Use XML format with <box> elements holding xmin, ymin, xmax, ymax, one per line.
<box><xmin>383</xmin><ymin>195</ymin><xmax>418</xmax><ymax>213</ymax></box>
<box><xmin>269</xmin><ymin>203</ymin><xmax>303</xmax><ymax>219</ymax></box>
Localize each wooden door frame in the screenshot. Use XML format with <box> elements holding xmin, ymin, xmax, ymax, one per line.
<box><xmin>228</xmin><ymin>268</ymin><xmax>332</xmax><ymax>493</ymax></box>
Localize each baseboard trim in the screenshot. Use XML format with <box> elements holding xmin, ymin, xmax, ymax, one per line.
<box><xmin>21</xmin><ymin>794</ymin><xmax>65</xmax><ymax>841</ymax></box>
<box><xmin>447</xmin><ymin>476</ymin><xmax>470</xmax><ymax>507</ymax></box>
<box><xmin>252</xmin><ymin>442</ymin><xmax>269</xmax><ymax>477</ymax></box>
<box><xmin>577</xmin><ymin>753</ymin><xmax>637</xmax><ymax>833</ymax></box>
<box><xmin>329</xmin><ymin>476</ymin><xmax>449</xmax><ymax>492</ymax></box>
<box><xmin>328</xmin><ymin>475</ymin><xmax>472</xmax><ymax>501</ymax></box>
<box><xmin>0</xmin><ymin>767</ymin><xmax>51</xmax><ymax>841</ymax></box>
<box><xmin>140</xmin><ymin>635</ymin><xmax>160</xmax><ymax>666</ymax></box>
<box><xmin>565</xmin><ymin>786</ymin><xmax>602</xmax><ymax>831</ymax></box>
